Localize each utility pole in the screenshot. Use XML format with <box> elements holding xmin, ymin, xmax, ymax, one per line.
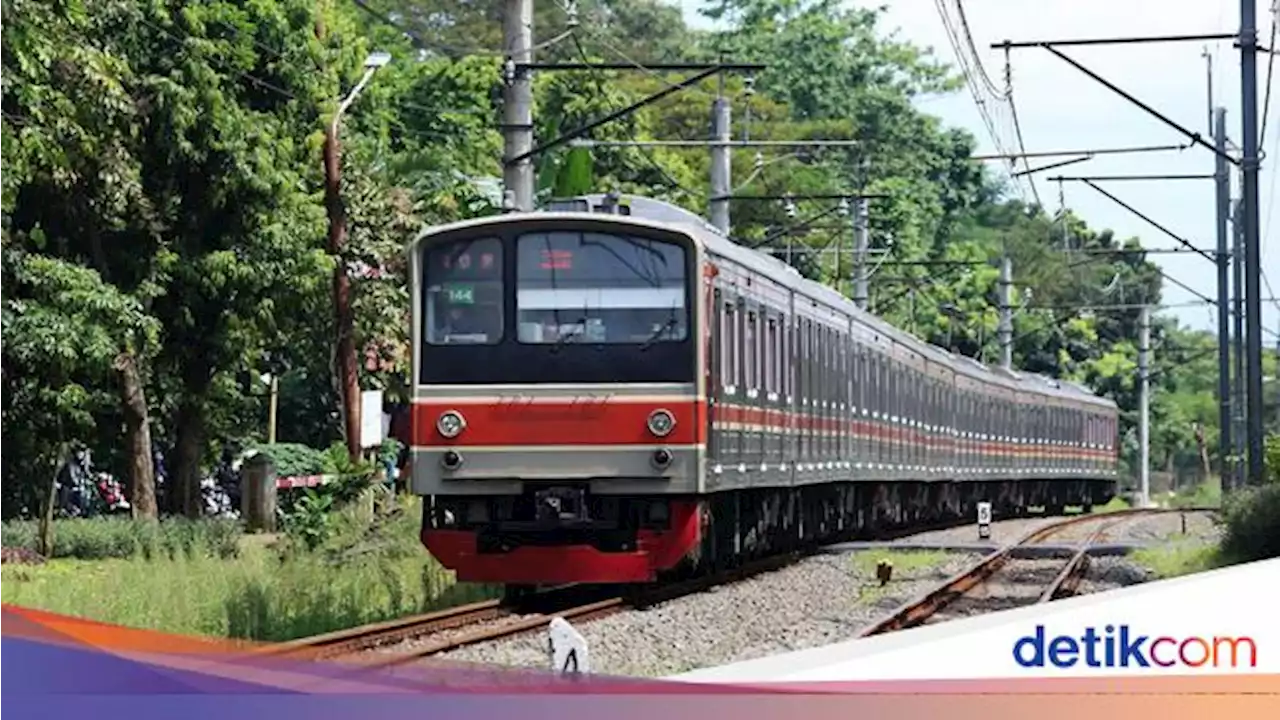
<box><xmin>267</xmin><ymin>375</ymin><xmax>279</xmax><ymax>445</ymax></box>
<box><xmin>709</xmin><ymin>95</ymin><xmax>732</xmax><ymax>234</ymax></box>
<box><xmin>1213</xmin><ymin>107</ymin><xmax>1232</xmax><ymax>491</ymax></box>
<box><xmin>1202</xmin><ymin>47</ymin><xmax>1214</xmax><ymax>133</ymax></box>
<box><xmin>852</xmin><ymin>196</ymin><xmax>869</xmax><ymax>310</ymax></box>
<box><xmin>1238</xmin><ymin>0</ymin><xmax>1264</xmax><ymax>485</ymax></box>
<box><xmin>1232</xmin><ymin>197</ymin><xmax>1246</xmax><ymax>489</ymax></box>
<box><xmin>502</xmin><ymin>0</ymin><xmax>535</xmax><ymax>211</ymax></box>
<box><xmin>1138</xmin><ymin>304</ymin><xmax>1151</xmax><ymax>508</ymax></box>
<box><xmin>998</xmin><ymin>255</ymin><xmax>1013</xmax><ymax>369</ymax></box>
<box><xmin>324</xmin><ymin>51</ymin><xmax>391</xmax><ymax>463</ymax></box>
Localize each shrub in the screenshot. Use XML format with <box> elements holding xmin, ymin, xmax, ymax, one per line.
<box><xmin>1219</xmin><ymin>483</ymin><xmax>1280</xmax><ymax>564</ymax></box>
<box><xmin>252</xmin><ymin>443</ymin><xmax>329</xmax><ymax>477</ymax></box>
<box><xmin>1265</xmin><ymin>434</ymin><xmax>1280</xmax><ymax>485</ymax></box>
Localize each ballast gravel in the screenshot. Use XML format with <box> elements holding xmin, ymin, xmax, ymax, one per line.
<box><xmin>434</xmin><ymin>549</ymin><xmax>982</xmax><ymax>677</ymax></box>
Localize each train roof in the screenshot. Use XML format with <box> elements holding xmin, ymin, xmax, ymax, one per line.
<box><xmin>409</xmin><ymin>194</ymin><xmax>1117</xmax><ymax>411</ymax></box>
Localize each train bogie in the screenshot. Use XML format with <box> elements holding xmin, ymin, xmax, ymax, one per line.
<box><xmin>402</xmin><ymin>194</ymin><xmax>1120</xmax><ymax>587</ymax></box>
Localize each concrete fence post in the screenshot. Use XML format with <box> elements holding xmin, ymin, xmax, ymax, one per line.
<box><xmin>240</xmin><ymin>452</ymin><xmax>278</xmax><ymax>533</ymax></box>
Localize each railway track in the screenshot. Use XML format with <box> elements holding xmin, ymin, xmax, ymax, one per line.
<box><xmin>268</xmin><ymin>549</ymin><xmax>809</xmax><ymax>669</ymax></box>
<box><xmin>858</xmin><ymin>507</ymin><xmax>1217</xmax><ymax>637</ymax></box>
<box><xmin>266</xmin><ymin>509</ymin><xmax>1147</xmax><ymax>667</ymax></box>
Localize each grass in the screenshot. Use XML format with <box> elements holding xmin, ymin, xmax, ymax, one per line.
<box><xmin>1164</xmin><ymin>479</ymin><xmax>1223</xmax><ymax>509</ymax></box>
<box><xmin>1129</xmin><ymin>541</ymin><xmax>1225</xmax><ymax>579</ymax></box>
<box><xmin>1</xmin><ymin>494</ymin><xmax>500</xmax><ymax>641</ymax></box>
<box><xmin>1092</xmin><ymin>496</ymin><xmax>1132</xmax><ymax>514</ymax></box>
<box><xmin>1</xmin><ymin>515</ymin><xmax>242</xmax><ymax>561</ymax></box>
<box><xmin>849</xmin><ymin>549</ymin><xmax>954</xmax><ymax>603</ymax></box>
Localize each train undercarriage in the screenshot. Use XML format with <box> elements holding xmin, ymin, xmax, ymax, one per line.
<box><xmin>421</xmin><ymin>477</ymin><xmax>1118</xmax><ymax>590</ymax></box>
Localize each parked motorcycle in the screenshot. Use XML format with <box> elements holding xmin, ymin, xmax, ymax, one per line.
<box><xmin>54</xmin><ymin>448</ymin><xmax>130</xmax><ymax>517</ymax></box>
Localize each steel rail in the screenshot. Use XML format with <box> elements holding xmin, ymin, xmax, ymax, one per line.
<box><xmin>858</xmin><ymin>507</ymin><xmax>1216</xmax><ymax>637</ymax></box>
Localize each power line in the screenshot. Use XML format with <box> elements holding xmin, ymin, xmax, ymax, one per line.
<box><xmin>932</xmin><ymin>0</ymin><xmax>1027</xmax><ymax>204</ymax></box>
<box><xmin>954</xmin><ymin>0</ymin><xmax>1003</xmax><ymax>97</ymax></box>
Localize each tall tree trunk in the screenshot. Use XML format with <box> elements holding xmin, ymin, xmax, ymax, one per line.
<box><xmin>171</xmin><ymin>398</ymin><xmax>206</xmax><ymax>519</ymax></box>
<box><xmin>38</xmin><ymin>444</ymin><xmax>66</xmax><ymax>558</ymax></box>
<box><xmin>115</xmin><ymin>352</ymin><xmax>157</xmax><ymax>519</ymax></box>
<box><xmin>1193</xmin><ymin>422</ymin><xmax>1212</xmax><ymax>485</ymax></box>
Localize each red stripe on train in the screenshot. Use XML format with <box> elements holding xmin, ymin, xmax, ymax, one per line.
<box><xmin>411</xmin><ymin>399</ymin><xmax>705</xmax><ymax>446</ymax></box>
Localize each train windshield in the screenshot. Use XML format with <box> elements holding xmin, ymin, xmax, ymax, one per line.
<box><xmin>515</xmin><ymin>231</ymin><xmax>688</xmax><ymax>345</ymax></box>
<box><xmin>423</xmin><ymin>236</ymin><xmax>504</xmax><ymax>345</ymax></box>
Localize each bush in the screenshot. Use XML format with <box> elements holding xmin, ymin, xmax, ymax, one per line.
<box><xmin>225</xmin><ymin>493</ymin><xmax>485</xmax><ymax>641</ymax></box>
<box><xmin>253</xmin><ymin>443</ymin><xmax>329</xmax><ymax>477</ymax></box>
<box><xmin>0</xmin><ymin>516</ymin><xmax>241</xmax><ymax>561</ymax></box>
<box><xmin>1</xmin><ymin>495</ymin><xmax>499</xmax><ymax>641</ymax></box>
<box><xmin>1265</xmin><ymin>434</ymin><xmax>1280</xmax><ymax>485</ymax></box>
<box><xmin>1219</xmin><ymin>483</ymin><xmax>1280</xmax><ymax>564</ymax></box>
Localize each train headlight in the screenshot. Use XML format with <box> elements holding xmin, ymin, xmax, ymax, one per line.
<box><xmin>647</xmin><ymin>409</ymin><xmax>676</xmax><ymax>437</ymax></box>
<box><xmin>437</xmin><ymin>410</ymin><xmax>466</xmax><ymax>438</ymax></box>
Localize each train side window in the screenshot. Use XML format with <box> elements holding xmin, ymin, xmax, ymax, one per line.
<box><xmin>723</xmin><ymin>301</ymin><xmax>737</xmax><ymax>389</ymax></box>
<box><xmin>780</xmin><ymin>317</ymin><xmax>788</xmax><ymax>396</ymax></box>
<box><xmin>854</xmin><ymin>343</ymin><xmax>864</xmax><ymax>411</ymax></box>
<box><xmin>746</xmin><ymin>310</ymin><xmax>758</xmax><ymax>391</ymax></box>
<box><xmin>876</xmin><ymin>352</ymin><xmax>885</xmax><ymax>414</ymax></box>
<box><xmin>799</xmin><ymin>319</ymin><xmax>809</xmax><ymax>406</ymax></box>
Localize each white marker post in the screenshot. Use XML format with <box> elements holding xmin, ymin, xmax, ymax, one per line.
<box><xmin>548</xmin><ymin>617</ymin><xmax>589</xmax><ymax>677</ymax></box>
<box><xmin>977</xmin><ymin>501</ymin><xmax>992</xmax><ymax>540</ymax></box>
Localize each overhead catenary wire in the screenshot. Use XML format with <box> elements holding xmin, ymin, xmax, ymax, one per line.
<box><xmin>564</xmin><ymin>28</ymin><xmax>699</xmax><ymax>201</ymax></box>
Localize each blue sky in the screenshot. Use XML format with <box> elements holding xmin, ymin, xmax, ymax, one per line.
<box><xmin>674</xmin><ymin>0</ymin><xmax>1279</xmax><ymax>338</ymax></box>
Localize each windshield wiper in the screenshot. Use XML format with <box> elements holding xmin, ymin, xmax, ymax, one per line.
<box><xmin>639</xmin><ymin>316</ymin><xmax>679</xmax><ymax>352</ymax></box>
<box><xmin>551</xmin><ymin>316</ymin><xmax>588</xmax><ymax>351</ymax></box>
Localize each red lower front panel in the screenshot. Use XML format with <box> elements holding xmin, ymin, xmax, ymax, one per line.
<box><xmin>422</xmin><ymin>501</ymin><xmax>701</xmax><ymax>584</ymax></box>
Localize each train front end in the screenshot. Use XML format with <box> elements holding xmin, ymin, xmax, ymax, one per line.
<box><xmin>407</xmin><ymin>205</ymin><xmax>706</xmax><ymax>586</ymax></box>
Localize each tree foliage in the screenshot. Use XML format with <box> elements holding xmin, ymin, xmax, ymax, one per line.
<box><xmin>2</xmin><ymin>0</ymin><xmax>1264</xmax><ymax>519</ymax></box>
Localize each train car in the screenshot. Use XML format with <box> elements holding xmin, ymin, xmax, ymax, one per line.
<box><xmin>405</xmin><ymin>193</ymin><xmax>1119</xmax><ymax>589</ymax></box>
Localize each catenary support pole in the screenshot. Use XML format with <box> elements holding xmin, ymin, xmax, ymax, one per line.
<box><xmin>998</xmin><ymin>256</ymin><xmax>1013</xmax><ymax>369</ymax></box>
<box><xmin>709</xmin><ymin>97</ymin><xmax>732</xmax><ymax>234</ymax></box>
<box><xmin>1232</xmin><ymin>198</ymin><xmax>1246</xmax><ymax>489</ymax></box>
<box><xmin>1214</xmin><ymin>107</ymin><xmax>1232</xmax><ymax>492</ymax></box>
<box><xmin>853</xmin><ymin>196</ymin><xmax>870</xmax><ymax>310</ymax></box>
<box><xmin>1139</xmin><ymin>305</ymin><xmax>1151</xmax><ymax>508</ymax></box>
<box><xmin>1239</xmin><ymin>0</ymin><xmax>1264</xmax><ymax>485</ymax></box>
<box><xmin>502</xmin><ymin>0</ymin><xmax>535</xmax><ymax>211</ymax></box>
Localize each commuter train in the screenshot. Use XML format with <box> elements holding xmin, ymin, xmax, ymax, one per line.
<box><xmin>404</xmin><ymin>193</ymin><xmax>1119</xmax><ymax>589</ymax></box>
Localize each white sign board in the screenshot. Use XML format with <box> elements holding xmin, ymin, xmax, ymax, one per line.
<box><xmin>549</xmin><ymin>617</ymin><xmax>589</xmax><ymax>676</ymax></box>
<box><xmin>976</xmin><ymin>501</ymin><xmax>992</xmax><ymax>539</ymax></box>
<box><xmin>360</xmin><ymin>390</ymin><xmax>384</xmax><ymax>449</ymax></box>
